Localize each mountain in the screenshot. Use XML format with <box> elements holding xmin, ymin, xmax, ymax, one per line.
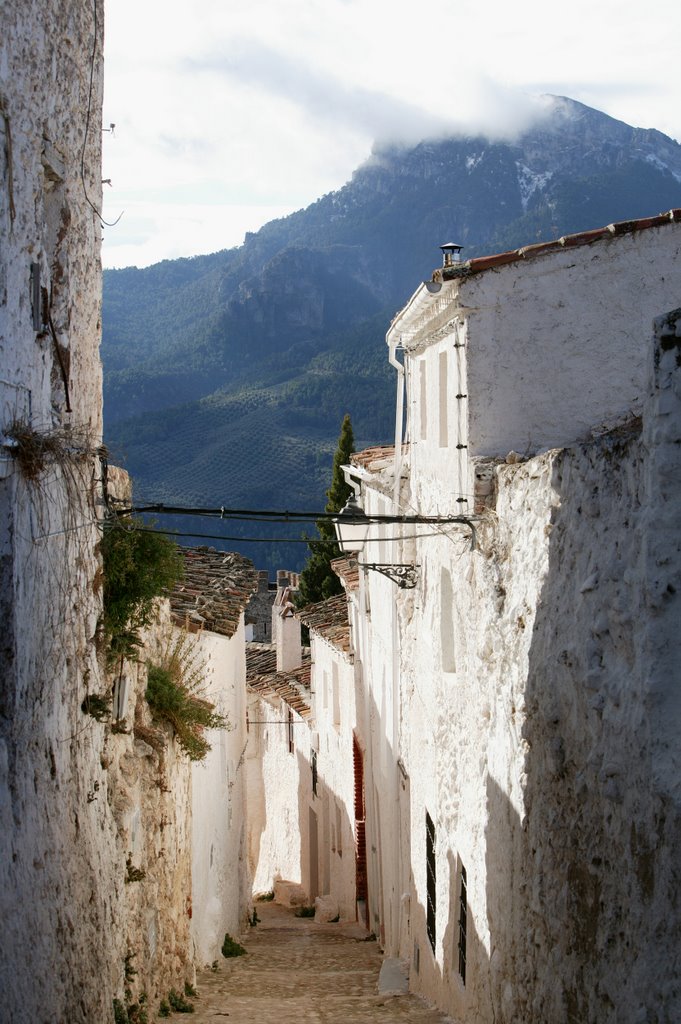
<box><xmin>102</xmin><ymin>97</ymin><xmax>681</xmax><ymax>570</ymax></box>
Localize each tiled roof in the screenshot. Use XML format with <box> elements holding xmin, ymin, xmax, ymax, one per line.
<box><xmin>246</xmin><ymin>642</ymin><xmax>312</xmax><ymax>719</ymax></box>
<box><xmin>437</xmin><ymin>209</ymin><xmax>681</xmax><ymax>281</ymax></box>
<box><xmin>331</xmin><ymin>556</ymin><xmax>360</xmax><ymax>591</ymax></box>
<box><xmin>351</xmin><ymin>444</ymin><xmax>409</xmax><ymax>471</ymax></box>
<box><xmin>296</xmin><ymin>594</ymin><xmax>352</xmax><ymax>655</ymax></box>
<box><xmin>170</xmin><ymin>547</ymin><xmax>258</xmax><ymax>638</ymax></box>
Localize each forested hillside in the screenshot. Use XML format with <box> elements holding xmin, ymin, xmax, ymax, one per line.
<box><xmin>102</xmin><ymin>96</ymin><xmax>681</xmax><ymax>570</ymax></box>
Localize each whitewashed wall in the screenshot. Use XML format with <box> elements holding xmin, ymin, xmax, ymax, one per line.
<box><xmin>247</xmin><ymin>695</ymin><xmax>311</xmax><ymax>898</ymax></box>
<box><xmin>0</xmin><ymin>4</ymin><xmax>116</xmax><ymax>1020</ymax></box>
<box><xmin>349</xmin><ymin>479</ymin><xmax>413</xmax><ymax>952</ymax></box>
<box><xmin>400</xmin><ymin>224</ymin><xmax>681</xmax><ymax>518</ymax></box>
<box><xmin>390</xmin><ymin>311</ymin><xmax>681</xmax><ymax>1022</ymax></box>
<box><xmin>191</xmin><ymin>620</ymin><xmax>251</xmax><ymax>963</ymax></box>
<box><xmin>308</xmin><ymin>632</ymin><xmax>357</xmax><ymax>921</ymax></box>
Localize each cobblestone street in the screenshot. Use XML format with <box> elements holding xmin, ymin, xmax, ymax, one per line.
<box><xmin>184</xmin><ymin>903</ymin><xmax>451</xmax><ymax>1023</ymax></box>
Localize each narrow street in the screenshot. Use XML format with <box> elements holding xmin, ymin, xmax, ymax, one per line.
<box><xmin>185</xmin><ymin>903</ymin><xmax>451</xmax><ymax>1023</ymax></box>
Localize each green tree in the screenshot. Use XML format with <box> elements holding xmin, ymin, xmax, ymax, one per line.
<box><xmin>297</xmin><ymin>413</ymin><xmax>355</xmax><ymax>606</ymax></box>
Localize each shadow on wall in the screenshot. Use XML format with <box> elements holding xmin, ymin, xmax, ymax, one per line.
<box><xmin>404</xmin><ymin>843</ymin><xmax>489</xmax><ymax>1020</ymax></box>
<box><xmin>245</xmin><ymin>710</ymin><xmax>266</xmax><ymax>890</ymax></box>
<box><xmin>486</xmin><ymin>413</ymin><xmax>681</xmax><ymax>1022</ymax></box>
<box><xmin>295</xmin><ymin>743</ymin><xmax>356</xmax><ymax>919</ymax></box>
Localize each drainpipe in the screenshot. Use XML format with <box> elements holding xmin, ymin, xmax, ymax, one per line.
<box><xmin>388</xmin><ymin>334</ymin><xmax>405</xmax><ymax>510</ymax></box>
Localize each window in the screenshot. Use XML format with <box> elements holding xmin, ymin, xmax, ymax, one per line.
<box><xmin>287</xmin><ymin>707</ymin><xmax>294</xmax><ymax>754</ymax></box>
<box><xmin>458</xmin><ymin>862</ymin><xmax>467</xmax><ymax>984</ymax></box>
<box><xmin>311</xmin><ymin>749</ymin><xmax>318</xmax><ymax>795</ymax></box>
<box><xmin>426</xmin><ymin>812</ymin><xmax>436</xmax><ymax>952</ymax></box>
<box><xmin>112</xmin><ymin>673</ymin><xmax>129</xmax><ymax>721</ymax></box>
<box><xmin>335</xmin><ymin>800</ymin><xmax>343</xmax><ymax>856</ymax></box>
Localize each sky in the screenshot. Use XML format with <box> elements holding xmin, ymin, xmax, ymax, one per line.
<box><xmin>101</xmin><ymin>0</ymin><xmax>681</xmax><ymax>270</ymax></box>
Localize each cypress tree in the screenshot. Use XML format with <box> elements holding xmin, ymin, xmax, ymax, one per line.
<box><xmin>297</xmin><ymin>413</ymin><xmax>355</xmax><ymax>606</ymax></box>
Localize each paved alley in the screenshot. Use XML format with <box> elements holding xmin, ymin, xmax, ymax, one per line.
<box><xmin>185</xmin><ymin>903</ymin><xmax>451</xmax><ymax>1023</ymax></box>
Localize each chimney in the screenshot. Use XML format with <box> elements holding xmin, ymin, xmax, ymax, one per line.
<box><xmin>440</xmin><ymin>242</ymin><xmax>463</xmax><ymax>268</ymax></box>
<box><xmin>272</xmin><ymin>571</ymin><xmax>301</xmax><ymax>672</ymax></box>
<box><xmin>257</xmin><ymin>570</ymin><xmax>269</xmax><ymax>593</ymax></box>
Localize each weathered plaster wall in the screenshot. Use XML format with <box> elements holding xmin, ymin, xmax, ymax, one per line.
<box><xmin>308</xmin><ymin>633</ymin><xmax>357</xmax><ymax>921</ymax></box>
<box><xmin>396</xmin><ymin>316</ymin><xmax>681</xmax><ymax>1022</ymax></box>
<box><xmin>462</xmin><ymin>226</ymin><xmax>681</xmax><ymax>456</ymax></box>
<box><xmin>192</xmin><ymin>622</ymin><xmax>251</xmax><ymax>963</ymax></box>
<box><xmin>247</xmin><ymin>693</ymin><xmax>312</xmax><ymax>898</ymax></box>
<box><xmin>401</xmin><ymin>224</ymin><xmax>681</xmax><ymax>521</ymax></box>
<box><xmin>0</xmin><ymin>3</ymin><xmax>117</xmax><ymax>1020</ymax></box>
<box><xmin>351</xmin><ymin>481</ymin><xmax>412</xmax><ymax>952</ymax></box>
<box><xmin>103</xmin><ymin>609</ymin><xmax>195</xmax><ymax>1012</ymax></box>
<box><xmin>0</xmin><ymin>0</ymin><xmax>103</xmax><ymax>434</ymax></box>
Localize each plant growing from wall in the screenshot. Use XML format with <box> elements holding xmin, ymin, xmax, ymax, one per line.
<box><xmin>146</xmin><ymin>631</ymin><xmax>228</xmax><ymax>762</ymax></box>
<box><xmin>221</xmin><ymin>933</ymin><xmax>246</xmax><ymax>957</ymax></box>
<box><xmin>6</xmin><ymin>420</ymin><xmax>100</xmax><ymax>483</ymax></box>
<box><xmin>167</xmin><ymin>988</ymin><xmax>195</xmax><ymax>1013</ymax></box>
<box><xmin>125</xmin><ymin>854</ymin><xmax>146</xmax><ymax>883</ymax></box>
<box><xmin>81</xmin><ymin>693</ymin><xmax>111</xmax><ymax>721</ymax></box>
<box><xmin>297</xmin><ymin>413</ymin><xmax>355</xmax><ymax>606</ymax></box>
<box><xmin>100</xmin><ymin>515</ymin><xmax>183</xmax><ymax>663</ymax></box>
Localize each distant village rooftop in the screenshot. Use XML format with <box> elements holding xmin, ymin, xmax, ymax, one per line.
<box><xmin>296</xmin><ymin>593</ymin><xmax>352</xmax><ymax>656</ymax></box>
<box><xmin>170</xmin><ymin>547</ymin><xmax>259</xmax><ymax>637</ymax></box>
<box><xmin>246</xmin><ymin>643</ymin><xmax>312</xmax><ymax>718</ymax></box>
<box><xmin>434</xmin><ymin>208</ymin><xmax>681</xmax><ymax>281</ymax></box>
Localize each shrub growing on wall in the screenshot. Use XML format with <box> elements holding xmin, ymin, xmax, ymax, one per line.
<box><xmin>146</xmin><ymin>632</ymin><xmax>228</xmax><ymax>761</ymax></box>
<box><xmin>100</xmin><ymin>517</ymin><xmax>184</xmax><ymax>662</ymax></box>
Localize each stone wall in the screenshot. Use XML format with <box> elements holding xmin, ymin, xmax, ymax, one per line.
<box><xmin>0</xmin><ymin>3</ymin><xmax>116</xmax><ymax>1020</ymax></box>
<box><xmin>103</xmin><ymin>609</ymin><xmax>195</xmax><ymax>1014</ymax></box>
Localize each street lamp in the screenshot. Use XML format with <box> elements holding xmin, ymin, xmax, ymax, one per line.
<box><xmin>334</xmin><ymin>494</ymin><xmax>420</xmax><ymax>590</ymax></box>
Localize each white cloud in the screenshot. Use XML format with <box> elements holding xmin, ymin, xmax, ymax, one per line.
<box><xmin>102</xmin><ymin>0</ymin><xmax>681</xmax><ymax>268</ymax></box>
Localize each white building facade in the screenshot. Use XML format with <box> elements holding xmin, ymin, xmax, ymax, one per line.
<box><xmin>169</xmin><ymin>547</ymin><xmax>259</xmax><ymax>964</ymax></box>
<box><xmin>348</xmin><ymin>214</ymin><xmax>681</xmax><ymax>1022</ymax></box>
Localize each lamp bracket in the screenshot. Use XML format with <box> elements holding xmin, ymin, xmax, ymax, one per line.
<box><xmin>359</xmin><ymin>562</ymin><xmax>420</xmax><ymax>589</ymax></box>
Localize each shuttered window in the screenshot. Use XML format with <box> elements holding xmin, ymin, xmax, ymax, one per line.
<box><xmin>426</xmin><ymin>812</ymin><xmax>436</xmax><ymax>952</ymax></box>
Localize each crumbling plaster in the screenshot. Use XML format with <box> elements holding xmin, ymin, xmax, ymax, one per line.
<box><xmin>398</xmin><ymin>380</ymin><xmax>680</xmax><ymax>1021</ymax></box>
<box><xmin>0</xmin><ymin>3</ymin><xmax>118</xmax><ymax>1020</ymax></box>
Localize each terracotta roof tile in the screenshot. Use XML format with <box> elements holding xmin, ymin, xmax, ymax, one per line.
<box><xmin>560</xmin><ymin>226</ymin><xmax>613</xmax><ymax>247</ymax></box>
<box><xmin>331</xmin><ymin>556</ymin><xmax>360</xmax><ymax>591</ymax></box>
<box><xmin>351</xmin><ymin>444</ymin><xmax>409</xmax><ymax>471</ymax></box>
<box><xmin>439</xmin><ymin>208</ymin><xmax>681</xmax><ymax>281</ymax></box>
<box><xmin>170</xmin><ymin>547</ymin><xmax>258</xmax><ymax>638</ymax></box>
<box><xmin>296</xmin><ymin>593</ymin><xmax>352</xmax><ymax>655</ymax></box>
<box><xmin>246</xmin><ymin>642</ymin><xmax>312</xmax><ymax>718</ymax></box>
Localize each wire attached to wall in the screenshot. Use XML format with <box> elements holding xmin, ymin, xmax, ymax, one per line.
<box><xmin>81</xmin><ymin>0</ymin><xmax>123</xmax><ymax>228</ymax></box>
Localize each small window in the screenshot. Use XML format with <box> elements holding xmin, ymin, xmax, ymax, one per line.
<box><xmin>311</xmin><ymin>749</ymin><xmax>318</xmax><ymax>795</ymax></box>
<box><xmin>287</xmin><ymin>708</ymin><xmax>294</xmax><ymax>754</ymax></box>
<box><xmin>426</xmin><ymin>812</ymin><xmax>436</xmax><ymax>952</ymax></box>
<box><xmin>335</xmin><ymin>801</ymin><xmax>343</xmax><ymax>856</ymax></box>
<box><xmin>458</xmin><ymin>862</ymin><xmax>467</xmax><ymax>984</ymax></box>
<box><xmin>112</xmin><ymin>673</ymin><xmax>129</xmax><ymax>721</ymax></box>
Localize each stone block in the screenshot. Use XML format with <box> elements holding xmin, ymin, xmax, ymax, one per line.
<box><xmin>314</xmin><ymin>894</ymin><xmax>339</xmax><ymax>923</ymax></box>
<box><xmin>273</xmin><ymin>880</ymin><xmax>308</xmax><ymax>907</ymax></box>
